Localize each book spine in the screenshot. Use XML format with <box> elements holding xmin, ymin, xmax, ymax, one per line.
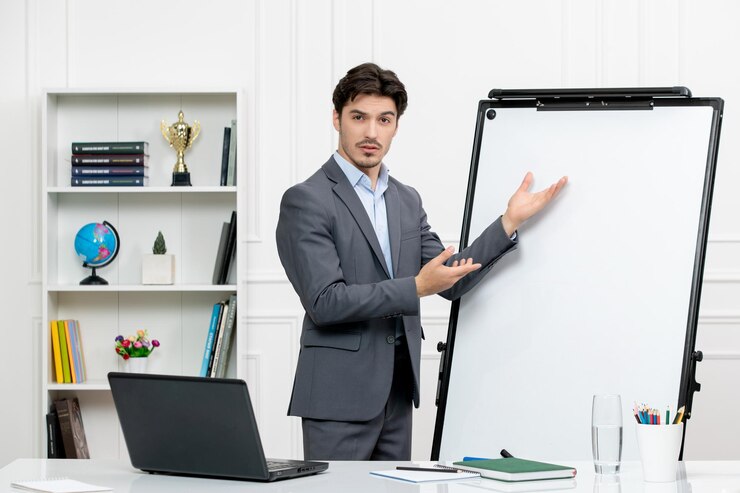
<box><xmin>54</xmin><ymin>399</ymin><xmax>76</xmax><ymax>458</ymax></box>
<box><xmin>220</xmin><ymin>126</ymin><xmax>231</xmax><ymax>186</ymax></box>
<box><xmin>46</xmin><ymin>411</ymin><xmax>58</xmax><ymax>458</ymax></box>
<box><xmin>71</xmin><ymin>176</ymin><xmax>147</xmax><ymax>186</ymax></box>
<box><xmin>71</xmin><ymin>165</ymin><xmax>147</xmax><ymax>176</ymax></box>
<box><xmin>72</xmin><ymin>320</ymin><xmax>86</xmax><ymax>382</ymax></box>
<box><xmin>227</xmin><ymin>120</ymin><xmax>237</xmax><ymax>186</ymax></box>
<box><xmin>71</xmin><ymin>141</ymin><xmax>149</xmax><ymax>154</ymax></box>
<box><xmin>56</xmin><ymin>321</ymin><xmax>71</xmax><ymax>383</ymax></box>
<box><xmin>68</xmin><ymin>321</ymin><xmax>83</xmax><ymax>383</ymax></box>
<box><xmin>50</xmin><ymin>321</ymin><xmax>63</xmax><ymax>384</ymax></box>
<box><xmin>209</xmin><ymin>301</ymin><xmax>228</xmax><ymax>377</ymax></box>
<box><xmin>212</xmin><ymin>222</ymin><xmax>230</xmax><ymax>285</ymax></box>
<box><xmin>47</xmin><ymin>407</ymin><xmax>66</xmax><ymax>458</ymax></box>
<box><xmin>215</xmin><ymin>293</ymin><xmax>238</xmax><ymax>378</ymax></box>
<box><xmin>219</xmin><ymin>211</ymin><xmax>237</xmax><ymax>284</ymax></box>
<box><xmin>71</xmin><ymin>154</ymin><xmax>148</xmax><ymax>165</ymax></box>
<box><xmin>69</xmin><ymin>397</ymin><xmax>90</xmax><ymax>459</ymax></box>
<box><xmin>199</xmin><ymin>303</ymin><xmax>222</xmax><ymax>377</ymax></box>
<box><xmin>63</xmin><ymin>321</ymin><xmax>77</xmax><ymax>384</ymax></box>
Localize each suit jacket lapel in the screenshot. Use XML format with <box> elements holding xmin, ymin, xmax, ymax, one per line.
<box><xmin>323</xmin><ymin>158</ymin><xmax>391</xmax><ymax>278</ymax></box>
<box><xmin>385</xmin><ymin>180</ymin><xmax>401</xmax><ymax>278</ymax></box>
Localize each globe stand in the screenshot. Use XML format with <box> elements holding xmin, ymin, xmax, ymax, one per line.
<box><xmin>80</xmin><ymin>266</ymin><xmax>109</xmax><ymax>285</ymax></box>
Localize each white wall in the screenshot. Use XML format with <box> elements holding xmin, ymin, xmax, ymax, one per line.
<box><xmin>2</xmin><ymin>0</ymin><xmax>739</xmax><ymax>466</ymax></box>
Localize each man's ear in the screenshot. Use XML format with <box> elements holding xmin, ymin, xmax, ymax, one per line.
<box><xmin>333</xmin><ymin>109</ymin><xmax>341</xmax><ymax>132</ymax></box>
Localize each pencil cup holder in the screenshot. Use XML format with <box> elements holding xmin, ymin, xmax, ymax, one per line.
<box><xmin>635</xmin><ymin>423</ymin><xmax>683</xmax><ymax>482</ymax></box>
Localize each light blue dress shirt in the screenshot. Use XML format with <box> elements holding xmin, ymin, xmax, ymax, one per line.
<box><xmin>334</xmin><ymin>151</ymin><xmax>394</xmax><ymax>278</ymax></box>
<box><xmin>334</xmin><ymin>152</ymin><xmax>404</xmax><ymax>339</ymax></box>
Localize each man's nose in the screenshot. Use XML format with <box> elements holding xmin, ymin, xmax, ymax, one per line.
<box><xmin>365</xmin><ymin>120</ymin><xmax>378</xmax><ymax>139</ymax></box>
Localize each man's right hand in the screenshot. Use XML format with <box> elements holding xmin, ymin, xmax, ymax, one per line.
<box><xmin>415</xmin><ymin>246</ymin><xmax>481</xmax><ymax>297</ymax></box>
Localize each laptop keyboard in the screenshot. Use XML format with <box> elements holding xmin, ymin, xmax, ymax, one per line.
<box><xmin>267</xmin><ymin>460</ymin><xmax>296</xmax><ymax>471</ymax></box>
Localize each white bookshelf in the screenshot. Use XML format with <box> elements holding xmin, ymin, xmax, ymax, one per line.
<box><xmin>41</xmin><ymin>89</ymin><xmax>245</xmax><ymax>459</ymax></box>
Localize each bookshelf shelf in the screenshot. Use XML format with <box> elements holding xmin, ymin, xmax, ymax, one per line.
<box><xmin>47</xmin><ymin>284</ymin><xmax>238</xmax><ymax>292</ymax></box>
<box><xmin>48</xmin><ymin>381</ymin><xmax>111</xmax><ymax>391</ymax></box>
<box><xmin>48</xmin><ymin>186</ymin><xmax>237</xmax><ymax>194</ymax></box>
<box><xmin>41</xmin><ymin>89</ymin><xmax>245</xmax><ymax>460</ymax></box>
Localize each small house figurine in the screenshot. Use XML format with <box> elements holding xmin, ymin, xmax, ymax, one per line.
<box><xmin>142</xmin><ymin>231</ymin><xmax>175</xmax><ymax>285</ymax></box>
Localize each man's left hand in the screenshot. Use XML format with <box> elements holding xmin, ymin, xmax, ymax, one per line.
<box><xmin>501</xmin><ymin>172</ymin><xmax>568</xmax><ymax>236</ymax></box>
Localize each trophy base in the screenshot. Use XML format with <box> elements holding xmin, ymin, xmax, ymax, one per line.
<box><xmin>171</xmin><ymin>172</ymin><xmax>192</xmax><ymax>186</ymax></box>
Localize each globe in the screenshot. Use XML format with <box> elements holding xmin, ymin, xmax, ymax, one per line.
<box><xmin>74</xmin><ymin>221</ymin><xmax>120</xmax><ymax>285</ymax></box>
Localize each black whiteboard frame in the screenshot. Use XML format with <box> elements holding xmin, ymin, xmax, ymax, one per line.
<box><xmin>430</xmin><ymin>88</ymin><xmax>724</xmax><ymax>461</ymax></box>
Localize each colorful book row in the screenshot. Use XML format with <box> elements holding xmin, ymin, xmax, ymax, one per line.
<box><xmin>50</xmin><ymin>320</ymin><xmax>87</xmax><ymax>384</ymax></box>
<box><xmin>200</xmin><ymin>294</ymin><xmax>237</xmax><ymax>378</ymax></box>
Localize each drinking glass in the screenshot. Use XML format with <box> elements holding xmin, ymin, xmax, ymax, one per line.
<box><xmin>592</xmin><ymin>394</ymin><xmax>623</xmax><ymax>474</ymax></box>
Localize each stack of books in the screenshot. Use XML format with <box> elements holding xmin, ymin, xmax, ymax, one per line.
<box><xmin>46</xmin><ymin>397</ymin><xmax>90</xmax><ymax>459</ymax></box>
<box><xmin>70</xmin><ymin>141</ymin><xmax>149</xmax><ymax>187</ymax></box>
<box><xmin>199</xmin><ymin>294</ymin><xmax>237</xmax><ymax>378</ymax></box>
<box><xmin>50</xmin><ymin>320</ymin><xmax>86</xmax><ymax>384</ymax></box>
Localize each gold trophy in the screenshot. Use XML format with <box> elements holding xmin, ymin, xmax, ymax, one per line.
<box><xmin>161</xmin><ymin>110</ymin><xmax>201</xmax><ymax>186</ymax></box>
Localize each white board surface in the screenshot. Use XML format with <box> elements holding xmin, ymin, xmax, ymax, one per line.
<box><xmin>439</xmin><ymin>104</ymin><xmax>715</xmax><ymax>462</ymax></box>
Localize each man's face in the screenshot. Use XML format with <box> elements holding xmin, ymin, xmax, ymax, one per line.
<box><xmin>333</xmin><ymin>93</ymin><xmax>398</xmax><ymax>172</ymax></box>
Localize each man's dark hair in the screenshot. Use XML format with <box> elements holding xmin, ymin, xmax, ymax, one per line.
<box><xmin>332</xmin><ymin>62</ymin><xmax>408</xmax><ymax>118</ymax></box>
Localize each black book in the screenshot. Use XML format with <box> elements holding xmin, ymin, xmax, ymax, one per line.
<box><xmin>46</xmin><ymin>408</ymin><xmax>65</xmax><ymax>459</ymax></box>
<box><xmin>71</xmin><ymin>141</ymin><xmax>149</xmax><ymax>155</ymax></box>
<box><xmin>220</xmin><ymin>127</ymin><xmax>231</xmax><ymax>186</ymax></box>
<box><xmin>71</xmin><ymin>176</ymin><xmax>147</xmax><ymax>186</ymax></box>
<box><xmin>72</xmin><ymin>154</ymin><xmax>148</xmax><ymax>165</ymax></box>
<box><xmin>219</xmin><ymin>211</ymin><xmax>237</xmax><ymax>284</ymax></box>
<box><xmin>212</xmin><ymin>222</ymin><xmax>230</xmax><ymax>285</ymax></box>
<box><xmin>72</xmin><ymin>165</ymin><xmax>147</xmax><ymax>176</ymax></box>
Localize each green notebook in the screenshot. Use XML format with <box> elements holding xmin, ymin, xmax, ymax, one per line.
<box><xmin>452</xmin><ymin>458</ymin><xmax>577</xmax><ymax>482</ymax></box>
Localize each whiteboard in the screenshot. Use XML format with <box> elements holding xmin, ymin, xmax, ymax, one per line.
<box><xmin>436</xmin><ymin>97</ymin><xmax>721</xmax><ymax>463</ymax></box>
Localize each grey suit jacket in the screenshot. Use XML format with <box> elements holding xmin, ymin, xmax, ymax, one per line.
<box><xmin>276</xmin><ymin>156</ymin><xmax>517</xmax><ymax>421</ymax></box>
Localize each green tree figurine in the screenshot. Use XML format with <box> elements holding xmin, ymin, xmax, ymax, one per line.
<box><xmin>152</xmin><ymin>231</ymin><xmax>167</xmax><ymax>254</ymax></box>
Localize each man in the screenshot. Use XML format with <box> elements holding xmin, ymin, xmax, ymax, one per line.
<box><xmin>276</xmin><ymin>62</ymin><xmax>567</xmax><ymax>460</ymax></box>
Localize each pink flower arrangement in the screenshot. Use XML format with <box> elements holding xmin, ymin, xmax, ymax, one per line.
<box><xmin>115</xmin><ymin>329</ymin><xmax>160</xmax><ymax>359</ymax></box>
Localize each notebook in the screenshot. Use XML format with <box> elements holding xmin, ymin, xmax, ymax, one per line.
<box><xmin>370</xmin><ymin>469</ymin><xmax>480</xmax><ymax>483</ymax></box>
<box><xmin>10</xmin><ymin>478</ymin><xmax>111</xmax><ymax>493</ymax></box>
<box><xmin>451</xmin><ymin>458</ymin><xmax>576</xmax><ymax>482</ymax></box>
<box><xmin>107</xmin><ymin>372</ymin><xmax>328</xmax><ymax>481</ymax></box>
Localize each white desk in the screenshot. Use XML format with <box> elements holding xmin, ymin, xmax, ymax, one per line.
<box><xmin>2</xmin><ymin>460</ymin><xmax>740</xmax><ymax>493</ymax></box>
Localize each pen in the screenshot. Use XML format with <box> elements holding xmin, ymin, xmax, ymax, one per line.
<box><xmin>673</xmin><ymin>405</ymin><xmax>685</xmax><ymax>424</ymax></box>
<box><xmin>396</xmin><ymin>466</ymin><xmax>461</xmax><ymax>473</ymax></box>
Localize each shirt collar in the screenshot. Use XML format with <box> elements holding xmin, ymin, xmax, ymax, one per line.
<box><xmin>334</xmin><ymin>151</ymin><xmax>389</xmax><ymax>192</ymax></box>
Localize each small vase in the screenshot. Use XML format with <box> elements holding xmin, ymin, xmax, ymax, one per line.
<box><xmin>124</xmin><ymin>357</ymin><xmax>149</xmax><ymax>373</ymax></box>
<box><xmin>142</xmin><ymin>254</ymin><xmax>175</xmax><ymax>285</ymax></box>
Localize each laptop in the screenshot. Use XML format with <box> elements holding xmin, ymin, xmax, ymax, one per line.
<box><xmin>108</xmin><ymin>372</ymin><xmax>328</xmax><ymax>481</ymax></box>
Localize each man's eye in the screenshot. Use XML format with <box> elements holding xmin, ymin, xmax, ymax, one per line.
<box><xmin>353</xmin><ymin>115</ymin><xmax>364</xmax><ymax>120</ymax></box>
<box><xmin>380</xmin><ymin>117</ymin><xmax>391</xmax><ymax>124</ymax></box>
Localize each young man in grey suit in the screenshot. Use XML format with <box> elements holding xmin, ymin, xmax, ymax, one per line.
<box><xmin>276</xmin><ymin>63</ymin><xmax>567</xmax><ymax>460</ymax></box>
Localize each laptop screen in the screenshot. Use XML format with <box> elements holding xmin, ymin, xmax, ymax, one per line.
<box><xmin>108</xmin><ymin>373</ymin><xmax>270</xmax><ymax>480</ymax></box>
